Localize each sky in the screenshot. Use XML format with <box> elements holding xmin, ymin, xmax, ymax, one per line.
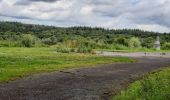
<box><xmin>0</xmin><ymin>0</ymin><xmax>170</xmax><ymax>33</ymax></box>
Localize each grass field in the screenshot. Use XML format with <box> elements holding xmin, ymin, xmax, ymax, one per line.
<box><xmin>113</xmin><ymin>68</ymin><xmax>170</xmax><ymax>100</ymax></box>
<box><xmin>0</xmin><ymin>47</ymin><xmax>135</xmax><ymax>83</ymax></box>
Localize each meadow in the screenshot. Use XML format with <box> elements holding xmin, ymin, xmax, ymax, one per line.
<box><xmin>113</xmin><ymin>68</ymin><xmax>170</xmax><ymax>100</ymax></box>
<box><xmin>0</xmin><ymin>47</ymin><xmax>135</xmax><ymax>83</ymax></box>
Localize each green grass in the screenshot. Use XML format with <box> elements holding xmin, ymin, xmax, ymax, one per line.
<box><xmin>0</xmin><ymin>47</ymin><xmax>135</xmax><ymax>83</ymax></box>
<box><xmin>113</xmin><ymin>68</ymin><xmax>170</xmax><ymax>100</ymax></box>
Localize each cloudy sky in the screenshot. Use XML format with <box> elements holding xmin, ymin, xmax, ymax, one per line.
<box><xmin>0</xmin><ymin>0</ymin><xmax>170</xmax><ymax>32</ymax></box>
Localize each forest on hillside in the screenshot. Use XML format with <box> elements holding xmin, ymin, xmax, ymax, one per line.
<box><xmin>0</xmin><ymin>21</ymin><xmax>170</xmax><ymax>52</ymax></box>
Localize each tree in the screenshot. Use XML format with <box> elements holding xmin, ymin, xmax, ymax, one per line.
<box><xmin>0</xmin><ymin>21</ymin><xmax>170</xmax><ymax>49</ymax></box>
<box><xmin>128</xmin><ymin>37</ymin><xmax>141</xmax><ymax>48</ymax></box>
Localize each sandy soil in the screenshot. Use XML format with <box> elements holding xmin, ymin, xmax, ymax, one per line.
<box><xmin>0</xmin><ymin>57</ymin><xmax>170</xmax><ymax>100</ymax></box>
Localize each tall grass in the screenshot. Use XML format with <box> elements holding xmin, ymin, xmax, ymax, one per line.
<box><xmin>0</xmin><ymin>40</ymin><xmax>21</xmax><ymax>47</ymax></box>
<box><xmin>113</xmin><ymin>68</ymin><xmax>170</xmax><ymax>100</ymax></box>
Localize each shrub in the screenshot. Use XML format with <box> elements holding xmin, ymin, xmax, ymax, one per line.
<box><xmin>0</xmin><ymin>40</ymin><xmax>21</xmax><ymax>47</ymax></box>
<box><xmin>56</xmin><ymin>47</ymin><xmax>71</xmax><ymax>53</ymax></box>
<box><xmin>128</xmin><ymin>37</ymin><xmax>141</xmax><ymax>48</ymax></box>
<box><xmin>55</xmin><ymin>46</ymin><xmax>76</xmax><ymax>53</ymax></box>
<box><xmin>111</xmin><ymin>44</ymin><xmax>128</xmax><ymax>50</ymax></box>
<box><xmin>42</xmin><ymin>36</ymin><xmax>57</xmax><ymax>45</ymax></box>
<box><xmin>141</xmin><ymin>37</ymin><xmax>154</xmax><ymax>48</ymax></box>
<box><xmin>42</xmin><ymin>38</ymin><xmax>52</xmax><ymax>45</ymax></box>
<box><xmin>21</xmin><ymin>34</ymin><xmax>41</xmax><ymax>47</ymax></box>
<box><xmin>77</xmin><ymin>46</ymin><xmax>92</xmax><ymax>53</ymax></box>
<box><xmin>115</xmin><ymin>38</ymin><xmax>128</xmax><ymax>46</ymax></box>
<box><xmin>76</xmin><ymin>38</ymin><xmax>101</xmax><ymax>49</ymax></box>
<box><xmin>162</xmin><ymin>42</ymin><xmax>170</xmax><ymax>50</ymax></box>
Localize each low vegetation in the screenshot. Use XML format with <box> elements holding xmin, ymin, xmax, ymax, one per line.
<box><xmin>113</xmin><ymin>68</ymin><xmax>170</xmax><ymax>100</ymax></box>
<box><xmin>0</xmin><ymin>47</ymin><xmax>135</xmax><ymax>83</ymax></box>
<box><xmin>162</xmin><ymin>42</ymin><xmax>170</xmax><ymax>50</ymax></box>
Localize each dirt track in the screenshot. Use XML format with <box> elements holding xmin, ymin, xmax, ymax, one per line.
<box><xmin>0</xmin><ymin>57</ymin><xmax>170</xmax><ymax>100</ymax></box>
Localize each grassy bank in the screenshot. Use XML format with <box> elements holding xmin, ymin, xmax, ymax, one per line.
<box><xmin>113</xmin><ymin>68</ymin><xmax>170</xmax><ymax>100</ymax></box>
<box><xmin>0</xmin><ymin>47</ymin><xmax>135</xmax><ymax>83</ymax></box>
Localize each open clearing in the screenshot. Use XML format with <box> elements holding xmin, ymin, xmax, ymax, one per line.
<box><xmin>0</xmin><ymin>47</ymin><xmax>134</xmax><ymax>82</ymax></box>
<box><xmin>0</xmin><ymin>57</ymin><xmax>170</xmax><ymax>100</ymax></box>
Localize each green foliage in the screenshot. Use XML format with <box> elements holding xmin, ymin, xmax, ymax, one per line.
<box><xmin>111</xmin><ymin>44</ymin><xmax>129</xmax><ymax>50</ymax></box>
<box><xmin>141</xmin><ymin>37</ymin><xmax>154</xmax><ymax>48</ymax></box>
<box><xmin>77</xmin><ymin>46</ymin><xmax>92</xmax><ymax>53</ymax></box>
<box><xmin>128</xmin><ymin>37</ymin><xmax>141</xmax><ymax>48</ymax></box>
<box><xmin>115</xmin><ymin>37</ymin><xmax>128</xmax><ymax>46</ymax></box>
<box><xmin>113</xmin><ymin>68</ymin><xmax>170</xmax><ymax>100</ymax></box>
<box><xmin>55</xmin><ymin>46</ymin><xmax>92</xmax><ymax>54</ymax></box>
<box><xmin>0</xmin><ymin>47</ymin><xmax>135</xmax><ymax>82</ymax></box>
<box><xmin>162</xmin><ymin>42</ymin><xmax>170</xmax><ymax>50</ymax></box>
<box><xmin>0</xmin><ymin>40</ymin><xmax>21</xmax><ymax>47</ymax></box>
<box><xmin>42</xmin><ymin>36</ymin><xmax>57</xmax><ymax>45</ymax></box>
<box><xmin>56</xmin><ymin>46</ymin><xmax>75</xmax><ymax>53</ymax></box>
<box><xmin>21</xmin><ymin>34</ymin><xmax>41</xmax><ymax>47</ymax></box>
<box><xmin>0</xmin><ymin>21</ymin><xmax>170</xmax><ymax>50</ymax></box>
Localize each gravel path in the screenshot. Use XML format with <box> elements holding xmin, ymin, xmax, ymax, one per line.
<box><xmin>97</xmin><ymin>51</ymin><xmax>170</xmax><ymax>58</ymax></box>
<box><xmin>0</xmin><ymin>57</ymin><xmax>170</xmax><ymax>100</ymax></box>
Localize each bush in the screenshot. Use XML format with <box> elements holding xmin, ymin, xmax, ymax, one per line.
<box><xmin>141</xmin><ymin>37</ymin><xmax>154</xmax><ymax>48</ymax></box>
<box><xmin>42</xmin><ymin>38</ymin><xmax>52</xmax><ymax>45</ymax></box>
<box><xmin>76</xmin><ymin>38</ymin><xmax>106</xmax><ymax>49</ymax></box>
<box><xmin>56</xmin><ymin>46</ymin><xmax>76</xmax><ymax>53</ymax></box>
<box><xmin>56</xmin><ymin>47</ymin><xmax>71</xmax><ymax>53</ymax></box>
<box><xmin>115</xmin><ymin>38</ymin><xmax>128</xmax><ymax>46</ymax></box>
<box><xmin>21</xmin><ymin>34</ymin><xmax>41</xmax><ymax>47</ymax></box>
<box><xmin>162</xmin><ymin>42</ymin><xmax>170</xmax><ymax>50</ymax></box>
<box><xmin>128</xmin><ymin>37</ymin><xmax>141</xmax><ymax>48</ymax></box>
<box><xmin>77</xmin><ymin>46</ymin><xmax>92</xmax><ymax>53</ymax></box>
<box><xmin>42</xmin><ymin>36</ymin><xmax>57</xmax><ymax>45</ymax></box>
<box><xmin>0</xmin><ymin>40</ymin><xmax>21</xmax><ymax>47</ymax></box>
<box><xmin>111</xmin><ymin>44</ymin><xmax>128</xmax><ymax>50</ymax></box>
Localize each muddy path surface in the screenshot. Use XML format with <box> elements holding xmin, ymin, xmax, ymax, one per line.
<box><xmin>0</xmin><ymin>57</ymin><xmax>170</xmax><ymax>100</ymax></box>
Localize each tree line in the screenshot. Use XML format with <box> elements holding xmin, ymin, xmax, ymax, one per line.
<box><xmin>0</xmin><ymin>21</ymin><xmax>170</xmax><ymax>51</ymax></box>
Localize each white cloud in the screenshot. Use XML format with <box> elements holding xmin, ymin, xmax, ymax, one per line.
<box><xmin>0</xmin><ymin>0</ymin><xmax>170</xmax><ymax>32</ymax></box>
<box><xmin>137</xmin><ymin>24</ymin><xmax>170</xmax><ymax>33</ymax></box>
<box><xmin>80</xmin><ymin>5</ymin><xmax>94</xmax><ymax>17</ymax></box>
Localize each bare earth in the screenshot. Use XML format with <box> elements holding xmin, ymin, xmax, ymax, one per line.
<box><xmin>0</xmin><ymin>57</ymin><xmax>170</xmax><ymax>100</ymax></box>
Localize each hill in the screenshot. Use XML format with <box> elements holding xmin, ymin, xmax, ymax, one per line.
<box><xmin>0</xmin><ymin>21</ymin><xmax>170</xmax><ymax>50</ymax></box>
